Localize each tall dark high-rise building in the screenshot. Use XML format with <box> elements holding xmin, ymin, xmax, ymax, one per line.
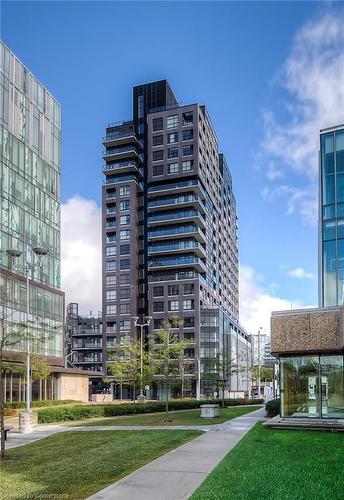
<box><xmin>102</xmin><ymin>80</ymin><xmax>250</xmax><ymax>398</ymax></box>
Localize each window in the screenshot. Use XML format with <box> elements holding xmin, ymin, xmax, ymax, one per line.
<box><xmin>168</xmin><ymin>163</ymin><xmax>178</xmax><ymax>174</ymax></box>
<box><xmin>153</xmin><ymin>301</ymin><xmax>164</xmax><ymax>312</ymax></box>
<box><xmin>153</xmin><ymin>318</ymin><xmax>164</xmax><ymax>330</ymax></box>
<box><xmin>107</xmin><ymin>337</ymin><xmax>116</xmax><ymax>347</ymax></box>
<box><xmin>120</xmin><ymin>320</ymin><xmax>131</xmax><ymax>331</ymax></box>
<box><xmin>153</xmin><ymin>165</ymin><xmax>164</xmax><ymax>176</ymax></box>
<box><xmin>120</xmin><ymin>185</ymin><xmax>130</xmax><ymax>196</ymax></box>
<box><xmin>106</xmin><ymin>234</ymin><xmax>116</xmax><ymax>243</ymax></box>
<box><xmin>106</xmin><ymin>260</ymin><xmax>116</xmax><ymax>272</ymax></box>
<box><xmin>106</xmin><ymin>290</ymin><xmax>116</xmax><ymax>301</ymax></box>
<box><xmin>182</xmin><ymin>160</ymin><xmax>193</xmax><ymax>171</ymax></box>
<box><xmin>106</xmin><ymin>275</ymin><xmax>116</xmax><ymax>286</ymax></box>
<box><xmin>120</xmin><ymin>274</ymin><xmax>130</xmax><ymax>285</ymax></box>
<box><xmin>168</xmin><ymin>300</ymin><xmax>179</xmax><ymax>311</ymax></box>
<box><xmin>153</xmin><ymin>286</ymin><xmax>164</xmax><ymax>297</ymax></box>
<box><xmin>120</xmin><ymin>288</ymin><xmax>130</xmax><ymax>299</ymax></box>
<box><xmin>106</xmin><ymin>218</ymin><xmax>116</xmax><ymax>228</ymax></box>
<box><xmin>153</xmin><ymin>135</ymin><xmax>163</xmax><ymax>146</ymax></box>
<box><xmin>184</xmin><ymin>317</ymin><xmax>195</xmax><ymax>327</ymax></box>
<box><xmin>107</xmin><ymin>189</ymin><xmax>116</xmax><ymax>199</ymax></box>
<box><xmin>137</xmin><ymin>94</ymin><xmax>145</xmax><ymax>118</ymax></box>
<box><xmin>167</xmin><ymin>132</ymin><xmax>178</xmax><ymax>143</ymax></box>
<box><xmin>184</xmin><ymin>284</ymin><xmax>194</xmax><ymax>295</ymax></box>
<box><xmin>120</xmin><ymin>229</ymin><xmax>130</xmax><ymax>240</ymax></box>
<box><xmin>106</xmin><ymin>205</ymin><xmax>116</xmax><ymax>213</ymax></box>
<box><xmin>106</xmin><ymin>305</ymin><xmax>116</xmax><ymax>315</ymax></box>
<box><xmin>183</xmin><ymin>145</ymin><xmax>193</xmax><ymax>156</ymax></box>
<box><xmin>167</xmin><ymin>115</ymin><xmax>178</xmax><ymax>129</ymax></box>
<box><xmin>183</xmin><ymin>112</ymin><xmax>193</xmax><ymax>125</ymax></box>
<box><xmin>183</xmin><ymin>299</ymin><xmax>194</xmax><ymax>310</ymax></box>
<box><xmin>106</xmin><ymin>246</ymin><xmax>116</xmax><ymax>257</ymax></box>
<box><xmin>120</xmin><ymin>303</ymin><xmax>130</xmax><ymax>314</ymax></box>
<box><xmin>183</xmin><ymin>129</ymin><xmax>193</xmax><ymax>141</ymax></box>
<box><xmin>168</xmin><ymin>148</ymin><xmax>178</xmax><ymax>159</ymax></box>
<box><xmin>120</xmin><ymin>200</ymin><xmax>130</xmax><ymax>211</ymax></box>
<box><xmin>120</xmin><ymin>244</ymin><xmax>130</xmax><ymax>255</ymax></box>
<box><xmin>168</xmin><ymin>285</ymin><xmax>179</xmax><ymax>296</ymax></box>
<box><xmin>153</xmin><ymin>117</ymin><xmax>163</xmax><ymax>131</ymax></box>
<box><xmin>153</xmin><ymin>150</ymin><xmax>163</xmax><ymax>161</ymax></box>
<box><xmin>120</xmin><ymin>215</ymin><xmax>130</xmax><ymax>225</ymax></box>
<box><xmin>120</xmin><ymin>259</ymin><xmax>130</xmax><ymax>270</ymax></box>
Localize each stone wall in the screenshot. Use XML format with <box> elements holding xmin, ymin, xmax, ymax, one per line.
<box><xmin>56</xmin><ymin>373</ymin><xmax>90</xmax><ymax>402</ymax></box>
<box><xmin>271</xmin><ymin>306</ymin><xmax>344</xmax><ymax>354</ymax></box>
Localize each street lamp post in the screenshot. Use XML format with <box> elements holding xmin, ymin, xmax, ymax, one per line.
<box><xmin>133</xmin><ymin>315</ymin><xmax>152</xmax><ymax>402</ymax></box>
<box><xmin>7</xmin><ymin>246</ymin><xmax>49</xmax><ymax>433</ymax></box>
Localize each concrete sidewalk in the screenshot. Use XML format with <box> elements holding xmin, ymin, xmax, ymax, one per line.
<box><xmin>87</xmin><ymin>407</ymin><xmax>265</xmax><ymax>500</ymax></box>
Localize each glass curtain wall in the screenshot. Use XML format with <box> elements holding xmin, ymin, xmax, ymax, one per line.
<box><xmin>281</xmin><ymin>355</ymin><xmax>344</xmax><ymax>418</ymax></box>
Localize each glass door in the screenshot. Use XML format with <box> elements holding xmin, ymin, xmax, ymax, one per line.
<box><xmin>320</xmin><ymin>355</ymin><xmax>344</xmax><ymax>419</ymax></box>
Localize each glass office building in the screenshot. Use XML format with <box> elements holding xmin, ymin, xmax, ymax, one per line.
<box><xmin>0</xmin><ymin>42</ymin><xmax>64</xmax><ymax>362</ymax></box>
<box><xmin>320</xmin><ymin>125</ymin><xmax>344</xmax><ymax>306</ymax></box>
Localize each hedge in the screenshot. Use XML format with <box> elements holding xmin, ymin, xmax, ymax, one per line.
<box><xmin>37</xmin><ymin>398</ymin><xmax>264</xmax><ymax>424</ymax></box>
<box><xmin>265</xmin><ymin>398</ymin><xmax>280</xmax><ymax>418</ymax></box>
<box><xmin>4</xmin><ymin>399</ymin><xmax>78</xmax><ymax>409</ymax></box>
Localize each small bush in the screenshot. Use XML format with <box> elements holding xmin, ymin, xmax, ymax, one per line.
<box><xmin>37</xmin><ymin>398</ymin><xmax>263</xmax><ymax>424</ymax></box>
<box><xmin>265</xmin><ymin>398</ymin><xmax>280</xmax><ymax>418</ymax></box>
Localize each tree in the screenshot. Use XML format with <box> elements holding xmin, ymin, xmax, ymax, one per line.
<box><xmin>151</xmin><ymin>317</ymin><xmax>191</xmax><ymax>419</ymax></box>
<box><xmin>252</xmin><ymin>366</ymin><xmax>273</xmax><ymax>382</ymax></box>
<box><xmin>107</xmin><ymin>339</ymin><xmax>153</xmax><ymax>401</ymax></box>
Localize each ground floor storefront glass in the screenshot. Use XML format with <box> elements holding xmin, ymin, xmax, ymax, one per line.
<box><xmin>3</xmin><ymin>371</ymin><xmax>58</xmax><ymax>402</ymax></box>
<box><xmin>280</xmin><ymin>354</ymin><xmax>344</xmax><ymax>418</ymax></box>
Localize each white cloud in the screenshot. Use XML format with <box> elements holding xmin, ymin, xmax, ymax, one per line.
<box><xmin>61</xmin><ymin>196</ymin><xmax>102</xmax><ymax>316</ymax></box>
<box><xmin>239</xmin><ymin>263</ymin><xmax>313</xmax><ymax>336</ymax></box>
<box><xmin>288</xmin><ymin>267</ymin><xmax>316</xmax><ymax>280</ymax></box>
<box><xmin>261</xmin><ymin>11</ymin><xmax>344</xmax><ymax>226</ymax></box>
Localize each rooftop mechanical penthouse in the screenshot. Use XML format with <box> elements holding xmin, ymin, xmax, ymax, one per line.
<box><xmin>101</xmin><ymin>80</ymin><xmax>250</xmax><ymax>399</ymax></box>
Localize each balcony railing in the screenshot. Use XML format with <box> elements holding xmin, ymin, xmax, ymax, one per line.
<box><xmin>148</xmin><ymin>240</ymin><xmax>205</xmax><ymax>254</ymax></box>
<box><xmin>103</xmin><ymin>129</ymin><xmax>136</xmax><ymax>142</ymax></box>
<box><xmin>103</xmin><ymin>145</ymin><xmax>139</xmax><ymax>157</ymax></box>
<box><xmin>148</xmin><ymin>224</ymin><xmax>206</xmax><ymax>242</ymax></box>
<box><xmin>103</xmin><ymin>160</ymin><xmax>138</xmax><ymax>172</ymax></box>
<box><xmin>148</xmin><ymin>209</ymin><xmax>205</xmax><ymax>226</ymax></box>
<box><xmin>148</xmin><ymin>195</ymin><xmax>206</xmax><ymax>213</ymax></box>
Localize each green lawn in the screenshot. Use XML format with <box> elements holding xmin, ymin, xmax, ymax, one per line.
<box><xmin>2</xmin><ymin>430</ymin><xmax>202</xmax><ymax>499</ymax></box>
<box><xmin>71</xmin><ymin>405</ymin><xmax>262</xmax><ymax>427</ymax></box>
<box><xmin>192</xmin><ymin>422</ymin><xmax>344</xmax><ymax>500</ymax></box>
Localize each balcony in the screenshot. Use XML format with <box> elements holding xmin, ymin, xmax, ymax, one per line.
<box><xmin>73</xmin><ymin>343</ymin><xmax>102</xmax><ymax>350</ymax></box>
<box><xmin>148</xmin><ymin>179</ymin><xmax>205</xmax><ymax>198</ymax></box>
<box><xmin>103</xmin><ymin>145</ymin><xmax>140</xmax><ymax>161</ymax></box>
<box><xmin>74</xmin><ymin>358</ymin><xmax>102</xmax><ymax>364</ymax></box>
<box><xmin>149</xmin><ymin>255</ymin><xmax>206</xmax><ymax>273</ymax></box>
<box><xmin>103</xmin><ymin>160</ymin><xmax>140</xmax><ymax>175</ymax></box>
<box><xmin>148</xmin><ymin>194</ymin><xmax>206</xmax><ymax>214</ymax></box>
<box><xmin>148</xmin><ymin>224</ymin><xmax>206</xmax><ymax>243</ymax></box>
<box><xmin>148</xmin><ymin>240</ymin><xmax>206</xmax><ymax>258</ymax></box>
<box><xmin>73</xmin><ymin>329</ymin><xmax>102</xmax><ymax>336</ymax></box>
<box><xmin>102</xmin><ymin>127</ymin><xmax>139</xmax><ymax>147</ymax></box>
<box><xmin>149</xmin><ymin>269</ymin><xmax>203</xmax><ymax>283</ymax></box>
<box><xmin>148</xmin><ymin>209</ymin><xmax>206</xmax><ymax>229</ymax></box>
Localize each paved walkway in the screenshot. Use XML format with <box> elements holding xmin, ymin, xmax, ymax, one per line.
<box><xmin>87</xmin><ymin>407</ymin><xmax>265</xmax><ymax>500</ymax></box>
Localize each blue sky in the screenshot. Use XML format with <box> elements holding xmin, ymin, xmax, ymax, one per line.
<box><xmin>2</xmin><ymin>1</ymin><xmax>344</xmax><ymax>330</ymax></box>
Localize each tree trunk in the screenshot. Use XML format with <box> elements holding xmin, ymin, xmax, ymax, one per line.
<box><xmin>222</xmin><ymin>385</ymin><xmax>225</xmax><ymax>408</ymax></box>
<box><xmin>120</xmin><ymin>382</ymin><xmax>123</xmax><ymax>401</ymax></box>
<box><xmin>165</xmin><ymin>382</ymin><xmax>169</xmax><ymax>418</ymax></box>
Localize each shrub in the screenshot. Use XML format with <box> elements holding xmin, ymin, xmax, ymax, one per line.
<box><xmin>4</xmin><ymin>400</ymin><xmax>79</xmax><ymax>416</ymax></box>
<box><xmin>37</xmin><ymin>398</ymin><xmax>263</xmax><ymax>424</ymax></box>
<box><xmin>265</xmin><ymin>398</ymin><xmax>280</xmax><ymax>418</ymax></box>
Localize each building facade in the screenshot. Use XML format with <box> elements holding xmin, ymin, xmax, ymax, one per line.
<box><xmin>0</xmin><ymin>42</ymin><xmax>64</xmax><ymax>362</ymax></box>
<box><xmin>0</xmin><ymin>43</ymin><xmax>91</xmax><ymax>403</ymax></box>
<box><xmin>102</xmin><ymin>80</ymin><xmax>245</xmax><ymax>398</ymax></box>
<box><xmin>65</xmin><ymin>303</ymin><xmax>102</xmax><ymax>373</ymax></box>
<box><xmin>319</xmin><ymin>124</ymin><xmax>344</xmax><ymax>307</ymax></box>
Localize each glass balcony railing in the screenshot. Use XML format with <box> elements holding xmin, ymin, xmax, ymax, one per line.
<box><xmin>148</xmin><ymin>240</ymin><xmax>205</xmax><ymax>254</ymax></box>
<box><xmin>149</xmin><ymin>255</ymin><xmax>205</xmax><ymax>268</ymax></box>
<box><xmin>103</xmin><ymin>145</ymin><xmax>138</xmax><ymax>157</ymax></box>
<box><xmin>103</xmin><ymin>160</ymin><xmax>138</xmax><ymax>172</ymax></box>
<box><xmin>148</xmin><ymin>179</ymin><xmax>205</xmax><ymax>196</ymax></box>
<box><xmin>103</xmin><ymin>128</ymin><xmax>136</xmax><ymax>142</ymax></box>
<box><xmin>149</xmin><ymin>269</ymin><xmax>202</xmax><ymax>282</ymax></box>
<box><xmin>148</xmin><ymin>209</ymin><xmax>205</xmax><ymax>225</ymax></box>
<box><xmin>148</xmin><ymin>224</ymin><xmax>198</xmax><ymax>238</ymax></box>
<box><xmin>148</xmin><ymin>194</ymin><xmax>205</xmax><ymax>211</ymax></box>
